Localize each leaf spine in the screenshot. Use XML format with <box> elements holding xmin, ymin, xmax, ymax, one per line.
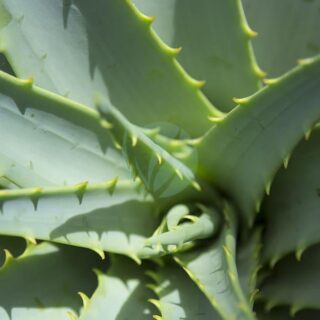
<box><xmin>78</xmin><ymin>291</ymin><xmax>90</xmax><ymax>309</ymax></box>
<box><xmin>263</xmin><ymin>78</ymin><xmax>279</xmax><ymax>85</ymax></box>
<box><xmin>75</xmin><ymin>181</ymin><xmax>88</xmax><ymax>204</ymax></box>
<box><xmin>253</xmin><ymin>64</ymin><xmax>267</xmax><ymax>79</ymax></box>
<box><xmin>244</xmin><ymin>25</ymin><xmax>258</xmax><ymax>38</ymax></box>
<box><xmin>232</xmin><ymin>96</ymin><xmax>250</xmax><ymax>105</ymax></box>
<box><xmin>148</xmin><ymin>299</ymin><xmax>161</xmax><ymax>311</ymax></box>
<box><xmin>67</xmin><ymin>311</ymin><xmax>78</xmax><ymax>320</ymax></box>
<box><xmin>92</xmin><ymin>247</ymin><xmax>105</xmax><ymax>260</ymax></box>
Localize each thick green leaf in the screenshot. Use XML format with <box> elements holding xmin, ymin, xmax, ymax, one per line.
<box><xmin>262</xmin><ymin>128</ymin><xmax>320</xmax><ymax>265</ymax></box>
<box><xmin>175</xmin><ymin>203</ymin><xmax>255</xmax><ymax>320</ymax></box>
<box><xmin>148</xmin><ymin>261</ymin><xmax>221</xmax><ymax>319</ymax></box>
<box><xmin>237</xmin><ymin>229</ymin><xmax>261</xmax><ymax>305</ymax></box>
<box><xmin>0</xmin><ymin>0</ymin><xmax>220</xmax><ymax>136</ymax></box>
<box><xmin>79</xmin><ymin>255</ymin><xmax>156</xmax><ymax>320</ymax></box>
<box><xmin>254</xmin><ymin>304</ymin><xmax>320</xmax><ymax>320</ymax></box>
<box><xmin>0</xmin><ymin>235</ymin><xmax>25</xmax><ymax>266</ymax></box>
<box><xmin>242</xmin><ymin>0</ymin><xmax>320</xmax><ymax>77</ymax></box>
<box><xmin>0</xmin><ymin>242</ymin><xmax>102</xmax><ymax>320</ymax></box>
<box><xmin>99</xmin><ymin>101</ymin><xmax>201</xmax><ymax>199</ymax></box>
<box><xmin>0</xmin><ymin>71</ymin><xmax>129</xmax><ymax>188</ymax></box>
<box><xmin>133</xmin><ymin>0</ymin><xmax>261</xmax><ymax>111</ymax></box>
<box><xmin>0</xmin><ymin>180</ymin><xmax>160</xmax><ymax>261</ymax></box>
<box><xmin>260</xmin><ymin>244</ymin><xmax>320</xmax><ymax>312</ymax></box>
<box><xmin>197</xmin><ymin>55</ymin><xmax>320</xmax><ymax>224</ymax></box>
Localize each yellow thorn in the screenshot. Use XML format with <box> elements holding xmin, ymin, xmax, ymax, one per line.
<box><xmin>148</xmin><ymin>299</ymin><xmax>161</xmax><ymax>310</ymax></box>
<box><xmin>263</xmin><ymin>78</ymin><xmax>279</xmax><ymax>85</ymax></box>
<box><xmin>131</xmin><ymin>134</ymin><xmax>138</xmax><ymax>147</ymax></box>
<box><xmin>192</xmin><ymin>181</ymin><xmax>201</xmax><ymax>191</ymax></box>
<box><xmin>25</xmin><ymin>236</ymin><xmax>37</xmax><ymax>245</ymax></box>
<box><xmin>295</xmin><ymin>246</ymin><xmax>305</xmax><ymax>261</ymax></box>
<box><xmin>232</xmin><ymin>97</ymin><xmax>250</xmax><ymax>105</ymax></box>
<box><xmin>208</xmin><ymin>116</ymin><xmax>224</xmax><ymax>123</ymax></box>
<box><xmin>253</xmin><ymin>65</ymin><xmax>267</xmax><ymax>79</ymax></box>
<box><xmin>304</xmin><ymin>128</ymin><xmax>312</xmax><ymax>140</ymax></box>
<box><xmin>245</xmin><ymin>25</ymin><xmax>258</xmax><ymax>38</ymax></box>
<box><xmin>255</xmin><ymin>199</ymin><xmax>262</xmax><ymax>213</ymax></box>
<box><xmin>283</xmin><ymin>154</ymin><xmax>290</xmax><ymax>169</ymax></box>
<box><xmin>67</xmin><ymin>311</ymin><xmax>78</xmax><ymax>320</ymax></box>
<box><xmin>92</xmin><ymin>247</ymin><xmax>105</xmax><ymax>260</ymax></box>
<box><xmin>188</xmin><ymin>77</ymin><xmax>206</xmax><ymax>89</ymax></box>
<box><xmin>107</xmin><ymin>176</ymin><xmax>118</xmax><ymax>195</ymax></box>
<box><xmin>297</xmin><ymin>57</ymin><xmax>314</xmax><ymax>66</ymax></box>
<box><xmin>265</xmin><ymin>181</ymin><xmax>272</xmax><ymax>196</ymax></box>
<box><xmin>155</xmin><ymin>153</ymin><xmax>162</xmax><ymax>165</ymax></box>
<box><xmin>175</xmin><ymin>169</ymin><xmax>183</xmax><ymax>180</ymax></box>
<box><xmin>78</xmin><ymin>292</ymin><xmax>90</xmax><ymax>309</ymax></box>
<box><xmin>21</xmin><ymin>76</ymin><xmax>34</xmax><ymax>87</ymax></box>
<box><xmin>153</xmin><ymin>316</ymin><xmax>162</xmax><ymax>320</ymax></box>
<box><xmin>100</xmin><ymin>119</ymin><xmax>113</xmax><ymax>129</ymax></box>
<box><xmin>290</xmin><ymin>305</ymin><xmax>301</xmax><ymax>317</ymax></box>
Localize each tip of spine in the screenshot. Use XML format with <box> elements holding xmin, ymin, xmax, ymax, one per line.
<box><xmin>295</xmin><ymin>246</ymin><xmax>305</xmax><ymax>261</ymax></box>
<box><xmin>100</xmin><ymin>119</ymin><xmax>113</xmax><ymax>129</ymax></box>
<box><xmin>92</xmin><ymin>247</ymin><xmax>105</xmax><ymax>259</ymax></box>
<box><xmin>67</xmin><ymin>311</ymin><xmax>78</xmax><ymax>320</ymax></box>
<box><xmin>244</xmin><ymin>25</ymin><xmax>258</xmax><ymax>38</ymax></box>
<box><xmin>148</xmin><ymin>299</ymin><xmax>161</xmax><ymax>310</ymax></box>
<box><xmin>208</xmin><ymin>116</ymin><xmax>224</xmax><ymax>123</ymax></box>
<box><xmin>163</xmin><ymin>45</ymin><xmax>182</xmax><ymax>56</ymax></box>
<box><xmin>265</xmin><ymin>181</ymin><xmax>272</xmax><ymax>196</ymax></box>
<box><xmin>297</xmin><ymin>57</ymin><xmax>314</xmax><ymax>66</ymax></box>
<box><xmin>21</xmin><ymin>76</ymin><xmax>34</xmax><ymax>87</ymax></box>
<box><xmin>153</xmin><ymin>315</ymin><xmax>163</xmax><ymax>320</ymax></box>
<box><xmin>233</xmin><ymin>97</ymin><xmax>250</xmax><ymax>105</ymax></box>
<box><xmin>290</xmin><ymin>305</ymin><xmax>302</xmax><ymax>317</ymax></box>
<box><xmin>304</xmin><ymin>128</ymin><xmax>312</xmax><ymax>140</ymax></box>
<box><xmin>263</xmin><ymin>78</ymin><xmax>279</xmax><ymax>85</ymax></box>
<box><xmin>78</xmin><ymin>292</ymin><xmax>90</xmax><ymax>309</ymax></box>
<box><xmin>253</xmin><ymin>65</ymin><xmax>267</xmax><ymax>79</ymax></box>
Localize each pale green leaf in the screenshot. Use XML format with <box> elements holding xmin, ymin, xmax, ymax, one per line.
<box><xmin>133</xmin><ymin>0</ymin><xmax>261</xmax><ymax>111</ymax></box>
<box><xmin>262</xmin><ymin>128</ymin><xmax>320</xmax><ymax>264</ymax></box>
<box><xmin>175</xmin><ymin>204</ymin><xmax>255</xmax><ymax>320</ymax></box>
<box><xmin>0</xmin><ymin>0</ymin><xmax>220</xmax><ymax>136</ymax></box>
<box><xmin>79</xmin><ymin>255</ymin><xmax>156</xmax><ymax>320</ymax></box>
<box><xmin>242</xmin><ymin>0</ymin><xmax>320</xmax><ymax>77</ymax></box>
<box><xmin>260</xmin><ymin>244</ymin><xmax>320</xmax><ymax>312</ymax></box>
<box><xmin>0</xmin><ymin>180</ymin><xmax>160</xmax><ymax>261</ymax></box>
<box><xmin>0</xmin><ymin>242</ymin><xmax>102</xmax><ymax>320</ymax></box>
<box><xmin>149</xmin><ymin>261</ymin><xmax>221</xmax><ymax>319</ymax></box>
<box><xmin>0</xmin><ymin>71</ymin><xmax>129</xmax><ymax>188</ymax></box>
<box><xmin>197</xmin><ymin>55</ymin><xmax>320</xmax><ymax>224</ymax></box>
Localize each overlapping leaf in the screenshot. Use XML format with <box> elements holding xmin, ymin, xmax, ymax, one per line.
<box><xmin>133</xmin><ymin>0</ymin><xmax>262</xmax><ymax>111</ymax></box>
<box><xmin>197</xmin><ymin>55</ymin><xmax>320</xmax><ymax>224</ymax></box>
<box><xmin>0</xmin><ymin>0</ymin><xmax>221</xmax><ymax>136</ymax></box>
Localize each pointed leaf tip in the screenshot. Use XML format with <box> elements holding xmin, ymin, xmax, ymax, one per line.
<box><xmin>78</xmin><ymin>291</ymin><xmax>90</xmax><ymax>309</ymax></box>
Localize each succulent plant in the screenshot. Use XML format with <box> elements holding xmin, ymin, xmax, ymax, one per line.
<box><xmin>0</xmin><ymin>0</ymin><xmax>320</xmax><ymax>319</ymax></box>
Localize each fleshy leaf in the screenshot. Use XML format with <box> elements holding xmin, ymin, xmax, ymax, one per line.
<box><xmin>0</xmin><ymin>235</ymin><xmax>26</xmax><ymax>266</ymax></box>
<box><xmin>237</xmin><ymin>228</ymin><xmax>261</xmax><ymax>305</ymax></box>
<box><xmin>98</xmin><ymin>101</ymin><xmax>202</xmax><ymax>199</ymax></box>
<box><xmin>262</xmin><ymin>128</ymin><xmax>320</xmax><ymax>264</ymax></box>
<box><xmin>148</xmin><ymin>261</ymin><xmax>221</xmax><ymax>319</ymax></box>
<box><xmin>0</xmin><ymin>242</ymin><xmax>102</xmax><ymax>320</ymax></box>
<box><xmin>0</xmin><ymin>180</ymin><xmax>160</xmax><ymax>261</ymax></box>
<box><xmin>0</xmin><ymin>0</ymin><xmax>220</xmax><ymax>136</ymax></box>
<box><xmin>0</xmin><ymin>71</ymin><xmax>129</xmax><ymax>188</ymax></box>
<box><xmin>175</xmin><ymin>203</ymin><xmax>255</xmax><ymax>320</ymax></box>
<box><xmin>254</xmin><ymin>304</ymin><xmax>320</xmax><ymax>320</ymax></box>
<box><xmin>197</xmin><ymin>55</ymin><xmax>320</xmax><ymax>224</ymax></box>
<box><xmin>242</xmin><ymin>0</ymin><xmax>320</xmax><ymax>77</ymax></box>
<box><xmin>260</xmin><ymin>244</ymin><xmax>320</xmax><ymax>312</ymax></box>
<box><xmin>79</xmin><ymin>255</ymin><xmax>156</xmax><ymax>320</ymax></box>
<box><xmin>133</xmin><ymin>0</ymin><xmax>261</xmax><ymax>111</ymax></box>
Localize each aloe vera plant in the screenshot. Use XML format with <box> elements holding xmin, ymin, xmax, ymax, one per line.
<box><xmin>0</xmin><ymin>0</ymin><xmax>320</xmax><ymax>319</ymax></box>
